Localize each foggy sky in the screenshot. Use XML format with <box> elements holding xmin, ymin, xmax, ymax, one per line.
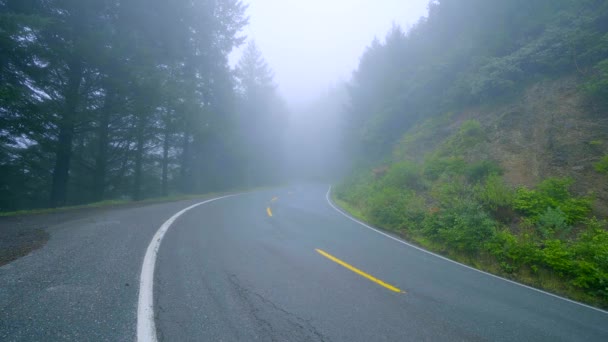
<box><xmin>230</xmin><ymin>0</ymin><xmax>429</xmax><ymax>108</ymax></box>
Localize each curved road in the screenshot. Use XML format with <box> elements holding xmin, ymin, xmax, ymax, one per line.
<box><xmin>1</xmin><ymin>184</ymin><xmax>607</xmax><ymax>341</ymax></box>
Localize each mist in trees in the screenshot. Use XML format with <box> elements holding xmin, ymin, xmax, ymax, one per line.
<box><xmin>2</xmin><ymin>0</ymin><xmax>608</xmax><ymax>212</ymax></box>
<box><xmin>343</xmin><ymin>0</ymin><xmax>608</xmax><ymax>165</ymax></box>
<box><xmin>234</xmin><ymin>41</ymin><xmax>287</xmax><ymax>186</ymax></box>
<box><xmin>283</xmin><ymin>84</ymin><xmax>349</xmax><ymax>182</ymax></box>
<box><xmin>0</xmin><ymin>0</ymin><xmax>288</xmax><ymax>211</ymax></box>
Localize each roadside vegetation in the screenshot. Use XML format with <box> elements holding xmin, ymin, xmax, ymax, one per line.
<box><xmin>0</xmin><ymin>192</ymin><xmax>223</xmax><ymax>218</ymax></box>
<box><xmin>335</xmin><ymin>0</ymin><xmax>608</xmax><ymax>308</ymax></box>
<box><xmin>336</xmin><ymin>118</ymin><xmax>608</xmax><ymax>308</ymax></box>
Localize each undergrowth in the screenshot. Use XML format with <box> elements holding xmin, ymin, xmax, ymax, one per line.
<box><xmin>335</xmin><ymin>119</ymin><xmax>608</xmax><ymax>308</ymax></box>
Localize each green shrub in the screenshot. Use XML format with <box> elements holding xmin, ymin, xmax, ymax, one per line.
<box><xmin>474</xmin><ymin>174</ymin><xmax>515</xmax><ymax>210</ymax></box>
<box><xmin>465</xmin><ymin>160</ymin><xmax>503</xmax><ymax>183</ymax></box>
<box><xmin>459</xmin><ymin>119</ymin><xmax>482</xmax><ymax>135</ymax></box>
<box><xmin>423</xmin><ymin>156</ymin><xmax>467</xmax><ymax>180</ymax></box>
<box><xmin>437</xmin><ymin>120</ymin><xmax>485</xmax><ymax>157</ymax></box>
<box><xmin>583</xmin><ymin>59</ymin><xmax>608</xmax><ymax>110</ymax></box>
<box><xmin>366</xmin><ymin>187</ymin><xmax>407</xmax><ymax>229</ymax></box>
<box><xmin>570</xmin><ymin>218</ymin><xmax>608</xmax><ymax>292</ymax></box>
<box><xmin>382</xmin><ymin>161</ymin><xmax>424</xmax><ymax>190</ymax></box>
<box><xmin>589</xmin><ymin>140</ymin><xmax>602</xmax><ymax>147</ymax></box>
<box><xmin>594</xmin><ymin>155</ymin><xmax>608</xmax><ymax>174</ymax></box>
<box><xmin>422</xmin><ymin>199</ymin><xmax>497</xmax><ymax>254</ymax></box>
<box><xmin>560</xmin><ymin>197</ymin><xmax>594</xmax><ymax>224</ymax></box>
<box><xmin>537</xmin><ymin>207</ymin><xmax>570</xmax><ymax>239</ymax></box>
<box><xmin>365</xmin><ymin>187</ymin><xmax>426</xmax><ymax>231</ymax></box>
<box><xmin>485</xmin><ymin>230</ymin><xmax>541</xmax><ymax>273</ymax></box>
<box><xmin>536</xmin><ymin>218</ymin><xmax>608</xmax><ymax>294</ymax></box>
<box><xmin>514</xmin><ymin>178</ymin><xmax>591</xmax><ymax>224</ymax></box>
<box><xmin>335</xmin><ymin>172</ymin><xmax>374</xmax><ymax>208</ymax></box>
<box><xmin>430</xmin><ymin>178</ymin><xmax>472</xmax><ymax>205</ymax></box>
<box><xmin>541</xmin><ymin>240</ymin><xmax>573</xmax><ymax>276</ymax></box>
<box><xmin>537</xmin><ymin>178</ymin><xmax>573</xmax><ymax>202</ymax></box>
<box><xmin>514</xmin><ymin>187</ymin><xmax>544</xmax><ymax>217</ymax></box>
<box><xmin>399</xmin><ymin>193</ymin><xmax>427</xmax><ymax>227</ymax></box>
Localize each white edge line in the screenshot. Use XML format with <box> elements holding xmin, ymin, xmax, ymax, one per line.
<box><xmin>325</xmin><ymin>185</ymin><xmax>608</xmax><ymax>315</ymax></box>
<box><xmin>137</xmin><ymin>194</ymin><xmax>240</xmax><ymax>342</ymax></box>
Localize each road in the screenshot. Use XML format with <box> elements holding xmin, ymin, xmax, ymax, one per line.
<box><xmin>1</xmin><ymin>184</ymin><xmax>607</xmax><ymax>341</ymax></box>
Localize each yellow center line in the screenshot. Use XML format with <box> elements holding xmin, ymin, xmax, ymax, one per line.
<box><xmin>271</xmin><ymin>196</ymin><xmax>279</xmax><ymax>202</ymax></box>
<box><xmin>315</xmin><ymin>249</ymin><xmax>404</xmax><ymax>293</ymax></box>
<box><xmin>266</xmin><ymin>207</ymin><xmax>273</xmax><ymax>217</ymax></box>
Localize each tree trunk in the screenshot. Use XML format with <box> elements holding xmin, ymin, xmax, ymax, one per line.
<box><xmin>92</xmin><ymin>90</ymin><xmax>115</xmax><ymax>202</ymax></box>
<box><xmin>179</xmin><ymin>131</ymin><xmax>191</xmax><ymax>193</ymax></box>
<box><xmin>132</xmin><ymin>112</ymin><xmax>146</xmax><ymax>201</ymax></box>
<box><xmin>50</xmin><ymin>60</ymin><xmax>83</xmax><ymax>207</ymax></box>
<box><xmin>161</xmin><ymin>128</ymin><xmax>170</xmax><ymax>197</ymax></box>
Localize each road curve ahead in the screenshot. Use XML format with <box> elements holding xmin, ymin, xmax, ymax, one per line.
<box><xmin>1</xmin><ymin>184</ymin><xmax>607</xmax><ymax>341</ymax></box>
<box><xmin>154</xmin><ymin>184</ymin><xmax>607</xmax><ymax>341</ymax></box>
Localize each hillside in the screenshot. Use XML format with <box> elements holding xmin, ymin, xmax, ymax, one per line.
<box><xmin>335</xmin><ymin>0</ymin><xmax>608</xmax><ymax>309</ymax></box>
<box><xmin>336</xmin><ymin>75</ymin><xmax>608</xmax><ymax>308</ymax></box>
<box><xmin>395</xmin><ymin>75</ymin><xmax>608</xmax><ymax>215</ymax></box>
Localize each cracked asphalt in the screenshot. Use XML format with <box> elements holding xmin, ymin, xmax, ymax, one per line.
<box><xmin>1</xmin><ymin>184</ymin><xmax>607</xmax><ymax>341</ymax></box>
<box><xmin>154</xmin><ymin>184</ymin><xmax>607</xmax><ymax>341</ymax></box>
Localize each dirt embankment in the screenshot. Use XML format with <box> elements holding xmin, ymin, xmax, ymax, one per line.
<box><xmin>429</xmin><ymin>76</ymin><xmax>608</xmax><ymax>217</ymax></box>
<box><xmin>0</xmin><ymin>207</ymin><xmax>123</xmax><ymax>266</ymax></box>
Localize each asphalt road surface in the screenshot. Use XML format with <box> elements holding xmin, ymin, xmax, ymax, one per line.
<box><xmin>1</xmin><ymin>184</ymin><xmax>607</xmax><ymax>341</ymax></box>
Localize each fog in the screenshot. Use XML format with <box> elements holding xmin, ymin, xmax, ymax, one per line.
<box><xmin>228</xmin><ymin>1</ymin><xmax>430</xmax><ymax>183</ymax></box>
<box><xmin>230</xmin><ymin>0</ymin><xmax>429</xmax><ymax>108</ymax></box>
<box><xmin>3</xmin><ymin>0</ymin><xmax>603</xmax><ymax>217</ymax></box>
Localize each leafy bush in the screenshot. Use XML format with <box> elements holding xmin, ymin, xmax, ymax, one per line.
<box><xmin>570</xmin><ymin>218</ymin><xmax>608</xmax><ymax>293</ymax></box>
<box><xmin>537</xmin><ymin>178</ymin><xmax>573</xmax><ymax>202</ymax></box>
<box><xmin>429</xmin><ymin>179</ymin><xmax>471</xmax><ymax>206</ymax></box>
<box><xmin>439</xmin><ymin>120</ymin><xmax>485</xmax><ymax>156</ymax></box>
<box><xmin>382</xmin><ymin>161</ymin><xmax>424</xmax><ymax>190</ymax></box>
<box><xmin>422</xmin><ymin>199</ymin><xmax>497</xmax><ymax>254</ymax></box>
<box><xmin>583</xmin><ymin>59</ymin><xmax>608</xmax><ymax>110</ymax></box>
<box><xmin>365</xmin><ymin>187</ymin><xmax>408</xmax><ymax>230</ymax></box>
<box><xmin>334</xmin><ymin>172</ymin><xmax>374</xmax><ymax>208</ymax></box>
<box><xmin>474</xmin><ymin>174</ymin><xmax>515</xmax><ymax>210</ymax></box>
<box><xmin>594</xmin><ymin>155</ymin><xmax>608</xmax><ymax>175</ymax></box>
<box><xmin>468</xmin><ymin>56</ymin><xmax>522</xmax><ymax>99</ymax></box>
<box><xmin>338</xmin><ymin>161</ymin><xmax>604</xmax><ymax>305</ymax></box>
<box><xmin>423</xmin><ymin>156</ymin><xmax>466</xmax><ymax>180</ymax></box>
<box><xmin>514</xmin><ymin>178</ymin><xmax>591</xmax><ymax>224</ymax></box>
<box><xmin>541</xmin><ymin>240</ymin><xmax>573</xmax><ymax>276</ymax></box>
<box><xmin>465</xmin><ymin>160</ymin><xmax>503</xmax><ymax>183</ymax></box>
<box><xmin>486</xmin><ymin>230</ymin><xmax>541</xmax><ymax>273</ymax></box>
<box><xmin>537</xmin><ymin>207</ymin><xmax>570</xmax><ymax>239</ymax></box>
<box><xmin>366</xmin><ymin>187</ymin><xmax>426</xmax><ymax>231</ymax></box>
<box><xmin>459</xmin><ymin>119</ymin><xmax>483</xmax><ymax>138</ymax></box>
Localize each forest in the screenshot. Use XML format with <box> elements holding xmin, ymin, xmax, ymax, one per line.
<box><xmin>0</xmin><ymin>0</ymin><xmax>285</xmax><ymax>211</ymax></box>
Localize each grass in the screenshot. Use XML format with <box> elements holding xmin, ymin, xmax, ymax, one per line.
<box><xmin>333</xmin><ymin>197</ymin><xmax>367</xmax><ymax>222</ymax></box>
<box><xmin>0</xmin><ymin>184</ymin><xmax>279</xmax><ymax>218</ymax></box>
<box><xmin>331</xmin><ymin>187</ymin><xmax>608</xmax><ymax>309</ymax></box>
<box><xmin>0</xmin><ymin>199</ymin><xmax>135</xmax><ymax>217</ymax></box>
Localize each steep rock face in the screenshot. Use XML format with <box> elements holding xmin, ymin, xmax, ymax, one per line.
<box><xmin>397</xmin><ymin>76</ymin><xmax>608</xmax><ymax>217</ymax></box>
<box><xmin>482</xmin><ymin>77</ymin><xmax>607</xmax><ymax>216</ymax></box>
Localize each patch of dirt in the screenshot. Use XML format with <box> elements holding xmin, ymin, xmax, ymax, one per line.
<box><xmin>395</xmin><ymin>75</ymin><xmax>608</xmax><ymax>218</ymax></box>
<box><xmin>470</xmin><ymin>76</ymin><xmax>608</xmax><ymax>217</ymax></box>
<box><xmin>0</xmin><ymin>208</ymin><xmax>108</xmax><ymax>266</ymax></box>
<box><xmin>0</xmin><ymin>196</ymin><xmax>215</xmax><ymax>266</ymax></box>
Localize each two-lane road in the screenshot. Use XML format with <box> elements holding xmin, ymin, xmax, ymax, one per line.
<box><xmin>1</xmin><ymin>184</ymin><xmax>607</xmax><ymax>341</ymax></box>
